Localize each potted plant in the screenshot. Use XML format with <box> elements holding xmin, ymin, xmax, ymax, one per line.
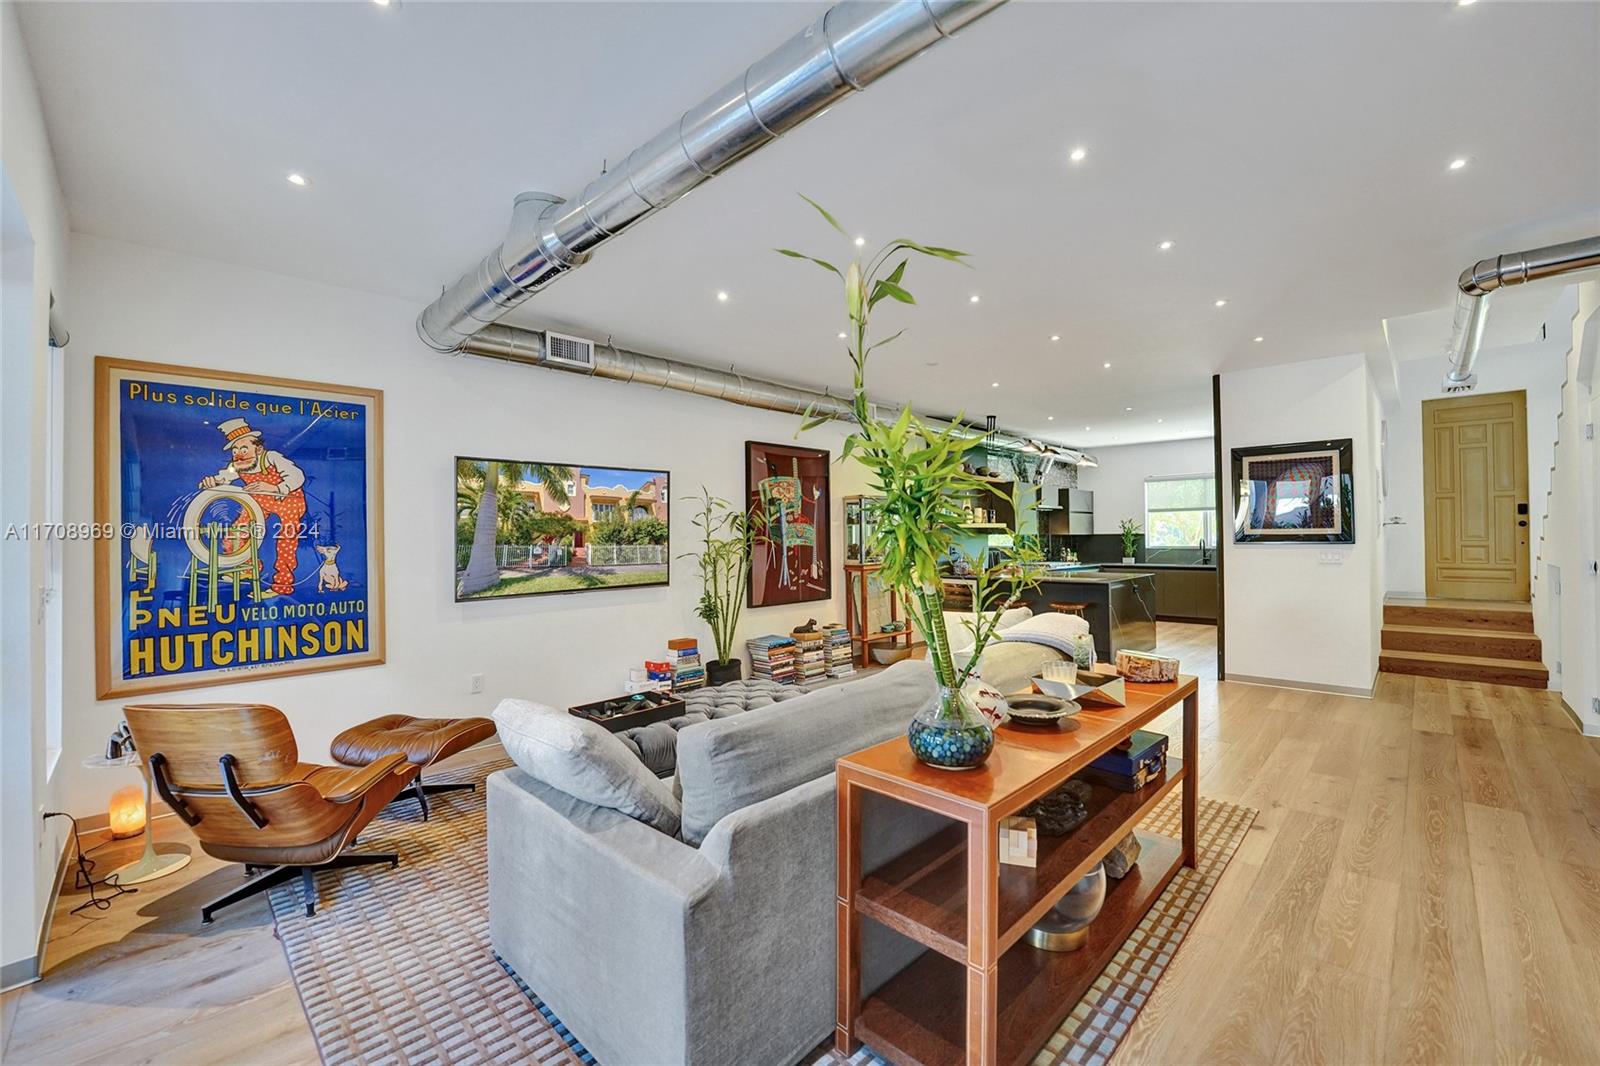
<box><xmin>780</xmin><ymin>197</ymin><xmax>1038</xmax><ymax>770</ymax></box>
<box><xmin>683</xmin><ymin>490</ymin><xmax>758</xmax><ymax>685</ymax></box>
<box><xmin>1119</xmin><ymin>518</ymin><xmax>1142</xmax><ymax>563</ymax></box>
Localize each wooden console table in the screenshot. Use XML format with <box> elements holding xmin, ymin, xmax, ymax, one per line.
<box><xmin>835</xmin><ymin>672</ymin><xmax>1199</xmax><ymax>1066</ymax></box>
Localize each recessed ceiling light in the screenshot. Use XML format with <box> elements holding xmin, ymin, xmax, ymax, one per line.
<box><xmin>837</xmin><ymin>332</ymin><xmax>847</xmax><ymax>339</ymax></box>
<box><xmin>372</xmin><ymin>0</ymin><xmax>392</xmax><ymax>6</ymax></box>
<box><xmin>1448</xmin><ymin>157</ymin><xmax>1470</xmax><ymax>171</ymax></box>
<box><xmin>716</xmin><ymin>291</ymin><xmax>729</xmax><ymax>302</ymax></box>
<box><xmin>1456</xmin><ymin>0</ymin><xmax>1476</xmax><ymax>7</ymax></box>
<box><xmin>1084</xmin><ymin>426</ymin><xmax>1092</xmax><ymax>431</ymax></box>
<box><xmin>1157</xmin><ymin>418</ymin><xmax>1164</xmax><ymax>423</ymax></box>
<box><xmin>1103</xmin><ymin>362</ymin><xmax>1111</xmax><ymax>369</ymax></box>
<box><xmin>1047</xmin><ymin>416</ymin><xmax>1054</xmax><ymax>421</ymax></box>
<box><xmin>991</xmin><ymin>381</ymin><xmax>1000</xmax><ymax>388</ymax></box>
<box><xmin>1124</xmin><ymin>407</ymin><xmax>1133</xmax><ymax>412</ymax></box>
<box><xmin>1050</xmin><ymin>334</ymin><xmax>1061</xmax><ymax>342</ymax></box>
<box><xmin>1068</xmin><ymin>146</ymin><xmax>1088</xmax><ymax>163</ymax></box>
<box><xmin>854</xmin><ymin>236</ymin><xmax>866</xmax><ymax>247</ymax></box>
<box><xmin>1213</xmin><ymin>299</ymin><xmax>1228</xmax><ymax>308</ymax></box>
<box><xmin>1158</xmin><ymin>240</ymin><xmax>1174</xmax><ymax>251</ymax></box>
<box><xmin>286</xmin><ymin>173</ymin><xmax>309</xmax><ymax>186</ymax></box>
<box><xmin>969</xmin><ymin>294</ymin><xmax>981</xmax><ymax>304</ymax></box>
<box><xmin>1253</xmin><ymin>336</ymin><xmax>1264</xmax><ymax>343</ymax></box>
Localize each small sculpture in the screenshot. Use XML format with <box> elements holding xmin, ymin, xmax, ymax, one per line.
<box><xmin>1023</xmin><ymin>778</ymin><xmax>1093</xmax><ymax>835</ymax></box>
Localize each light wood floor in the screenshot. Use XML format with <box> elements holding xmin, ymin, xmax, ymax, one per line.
<box><xmin>5</xmin><ymin>624</ymin><xmax>1599</xmax><ymax>1066</ymax></box>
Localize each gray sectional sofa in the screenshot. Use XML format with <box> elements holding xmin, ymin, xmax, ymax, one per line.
<box><xmin>487</xmin><ymin>661</ymin><xmax>949</xmax><ymax>1066</ymax></box>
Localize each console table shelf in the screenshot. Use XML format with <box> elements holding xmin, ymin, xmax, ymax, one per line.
<box><xmin>856</xmin><ymin>759</ymin><xmax>1186</xmax><ymax>962</ymax></box>
<box><xmin>836</xmin><ymin>672</ymin><xmax>1199</xmax><ymax>1066</ymax></box>
<box><xmin>855</xmin><ymin>831</ymin><xmax>1183</xmax><ymax>1066</ymax></box>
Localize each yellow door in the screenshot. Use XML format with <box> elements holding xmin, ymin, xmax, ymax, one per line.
<box><xmin>1422</xmin><ymin>390</ymin><xmax>1530</xmax><ymax>601</ymax></box>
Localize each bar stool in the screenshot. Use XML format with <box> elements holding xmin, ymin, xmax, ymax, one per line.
<box><xmin>1048</xmin><ymin>601</ymin><xmax>1089</xmax><ymax>618</ymax></box>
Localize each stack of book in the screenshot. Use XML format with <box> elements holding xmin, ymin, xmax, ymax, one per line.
<box><xmin>792</xmin><ymin>629</ymin><xmax>827</xmax><ymax>685</ymax></box>
<box><xmin>667</xmin><ymin>637</ymin><xmax>705</xmax><ymax>692</ymax></box>
<box><xmin>821</xmin><ymin>622</ymin><xmax>854</xmax><ymax>678</ymax></box>
<box><xmin>747</xmin><ymin>634</ymin><xmax>798</xmax><ymax>684</ymax></box>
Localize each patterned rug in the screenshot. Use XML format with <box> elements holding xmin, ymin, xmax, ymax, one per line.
<box><xmin>270</xmin><ymin>758</ymin><xmax>1254</xmax><ymax>1066</ymax></box>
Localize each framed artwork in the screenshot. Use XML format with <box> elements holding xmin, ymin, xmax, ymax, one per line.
<box><xmin>1231</xmin><ymin>437</ymin><xmax>1355</xmax><ymax>544</ymax></box>
<box><xmin>454</xmin><ymin>457</ymin><xmax>669</xmax><ymax>600</ymax></box>
<box><xmin>94</xmin><ymin>357</ymin><xmax>384</xmax><ymax>697</ymax></box>
<box><xmin>746</xmin><ymin>440</ymin><xmax>831</xmax><ymax>608</ymax></box>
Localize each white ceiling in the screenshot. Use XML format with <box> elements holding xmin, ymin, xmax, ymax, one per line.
<box><xmin>19</xmin><ymin>1</ymin><xmax>1600</xmax><ymax>448</ymax></box>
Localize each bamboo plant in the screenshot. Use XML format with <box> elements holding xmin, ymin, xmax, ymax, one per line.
<box><xmin>683</xmin><ymin>490</ymin><xmax>758</xmax><ymax>669</ymax></box>
<box><xmin>779</xmin><ymin>196</ymin><xmax>1039</xmax><ymax>723</ymax></box>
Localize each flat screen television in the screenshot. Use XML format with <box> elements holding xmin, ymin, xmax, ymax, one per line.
<box><xmin>454</xmin><ymin>456</ymin><xmax>669</xmax><ymax>601</ymax></box>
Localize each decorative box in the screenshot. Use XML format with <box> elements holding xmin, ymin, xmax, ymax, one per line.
<box><xmin>1083</xmin><ymin>729</ymin><xmax>1168</xmax><ymax>792</ymax></box>
<box><xmin>1116</xmin><ymin>650</ymin><xmax>1179</xmax><ymax>683</ymax></box>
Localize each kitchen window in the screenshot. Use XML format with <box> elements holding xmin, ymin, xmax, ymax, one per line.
<box><xmin>1144</xmin><ymin>475</ymin><xmax>1218</xmax><ymax>547</ymax></box>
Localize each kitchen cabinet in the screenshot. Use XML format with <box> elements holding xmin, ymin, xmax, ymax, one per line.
<box><xmin>1099</xmin><ymin>565</ymin><xmax>1218</xmax><ymax>623</ymax></box>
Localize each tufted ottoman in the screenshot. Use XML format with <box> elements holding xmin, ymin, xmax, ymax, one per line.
<box><xmin>614</xmin><ymin>680</ymin><xmax>811</xmax><ymax>777</ymax></box>
<box><xmin>331</xmin><ymin>715</ymin><xmax>497</xmax><ymax>820</ymax></box>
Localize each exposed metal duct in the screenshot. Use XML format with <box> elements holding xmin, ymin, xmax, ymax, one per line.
<box><xmin>1444</xmin><ymin>235</ymin><xmax>1600</xmax><ymax>391</ymax></box>
<box><xmin>416</xmin><ymin>0</ymin><xmax>1007</xmax><ymax>352</ymax></box>
<box><xmin>459</xmin><ymin>323</ymin><xmax>1096</xmax><ymax>465</ymax></box>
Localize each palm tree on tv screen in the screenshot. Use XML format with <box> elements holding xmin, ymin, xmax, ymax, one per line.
<box><xmin>458</xmin><ymin>460</ymin><xmax>573</xmax><ymax>595</ymax></box>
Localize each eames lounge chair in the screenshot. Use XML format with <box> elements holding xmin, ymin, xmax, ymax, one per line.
<box><xmin>124</xmin><ymin>702</ymin><xmax>419</xmax><ymax>925</ymax></box>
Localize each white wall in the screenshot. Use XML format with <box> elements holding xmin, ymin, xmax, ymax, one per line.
<box><xmin>1</xmin><ymin>3</ymin><xmax>72</xmax><ymax>986</ymax></box>
<box><xmin>1219</xmin><ymin>352</ymin><xmax>1383</xmax><ymax>695</ymax></box>
<box><xmin>1075</xmin><ymin>437</ymin><xmax>1215</xmax><ymax>533</ymax></box>
<box><xmin>57</xmin><ymin>233</ymin><xmax>868</xmax><ymax>817</ymax></box>
<box><xmin>1382</xmin><ymin>327</ymin><xmax>1569</xmax><ymax>599</ymax></box>
<box><xmin>1536</xmin><ymin>280</ymin><xmax>1599</xmax><ymax>733</ymax></box>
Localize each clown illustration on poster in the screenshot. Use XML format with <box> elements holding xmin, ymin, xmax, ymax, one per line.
<box><xmin>94</xmin><ymin>358</ymin><xmax>384</xmax><ymax>697</ymax></box>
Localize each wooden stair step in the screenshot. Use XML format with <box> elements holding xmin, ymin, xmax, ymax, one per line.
<box><xmin>1382</xmin><ymin>599</ymin><xmax>1534</xmax><ymax>633</ymax></box>
<box><xmin>1378</xmin><ymin>648</ymin><xmax>1548</xmax><ymax>688</ymax></box>
<box><xmin>1380</xmin><ymin>623</ymin><xmax>1543</xmax><ymax>661</ymax></box>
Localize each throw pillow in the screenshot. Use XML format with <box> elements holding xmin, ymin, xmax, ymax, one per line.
<box><xmin>492</xmin><ymin>698</ymin><xmax>682</xmax><ymax>836</ymax></box>
<box><xmin>997</xmin><ymin>611</ymin><xmax>1091</xmax><ymax>656</ymax></box>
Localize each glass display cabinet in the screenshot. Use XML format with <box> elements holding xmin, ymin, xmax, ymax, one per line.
<box><xmin>844</xmin><ymin>495</ymin><xmax>883</xmax><ymax>564</ymax></box>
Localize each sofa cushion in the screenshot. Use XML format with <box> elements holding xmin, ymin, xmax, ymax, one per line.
<box><xmin>492</xmin><ymin>698</ymin><xmax>682</xmax><ymax>836</ymax></box>
<box><xmin>675</xmin><ymin>660</ymin><xmax>936</xmax><ymax>845</ymax></box>
<box><xmin>936</xmin><ymin>605</ymin><xmax>1034</xmax><ymax>655</ymax></box>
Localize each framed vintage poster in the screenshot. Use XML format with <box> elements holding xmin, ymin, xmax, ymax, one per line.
<box><xmin>1231</xmin><ymin>437</ymin><xmax>1355</xmax><ymax>544</ymax></box>
<box><xmin>745</xmin><ymin>440</ymin><xmax>831</xmax><ymax>608</ymax></box>
<box><xmin>95</xmin><ymin>357</ymin><xmax>384</xmax><ymax>697</ymax></box>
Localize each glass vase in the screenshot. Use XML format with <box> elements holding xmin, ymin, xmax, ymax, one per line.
<box><xmin>1073</xmin><ymin>633</ymin><xmax>1096</xmax><ymax>671</ymax></box>
<box><xmin>908</xmin><ymin>683</ymin><xmax>995</xmax><ymax>771</ymax></box>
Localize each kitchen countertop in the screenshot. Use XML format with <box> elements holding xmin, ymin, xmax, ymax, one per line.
<box><xmin>1098</xmin><ymin>562</ymin><xmax>1217</xmax><ymax>571</ymax></box>
<box><xmin>1032</xmin><ymin>570</ymin><xmax>1156</xmax><ymax>584</ymax></box>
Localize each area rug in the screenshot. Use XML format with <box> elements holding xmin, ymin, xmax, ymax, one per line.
<box><xmin>269</xmin><ymin>758</ymin><xmax>1253</xmax><ymax>1066</ymax></box>
<box><xmin>267</xmin><ymin>756</ymin><xmax>593</xmax><ymax>1066</ymax></box>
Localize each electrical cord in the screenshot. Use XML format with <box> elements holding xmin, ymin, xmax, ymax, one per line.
<box><xmin>42</xmin><ymin>811</ymin><xmax>137</xmax><ymax>915</ymax></box>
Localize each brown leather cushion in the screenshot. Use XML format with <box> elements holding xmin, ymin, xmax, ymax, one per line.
<box><xmin>330</xmin><ymin>715</ymin><xmax>496</xmax><ymax>769</ymax></box>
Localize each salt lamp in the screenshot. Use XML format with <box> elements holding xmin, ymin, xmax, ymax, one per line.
<box><xmin>108</xmin><ymin>784</ymin><xmax>146</xmax><ymax>839</ymax></box>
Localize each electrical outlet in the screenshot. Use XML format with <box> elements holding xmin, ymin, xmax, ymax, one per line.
<box><xmin>1317</xmin><ymin>550</ymin><xmax>1345</xmax><ymax>565</ymax></box>
<box><xmin>468</xmin><ymin>674</ymin><xmax>484</xmax><ymax>695</ymax></box>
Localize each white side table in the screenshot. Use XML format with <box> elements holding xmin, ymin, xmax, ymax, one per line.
<box><xmin>81</xmin><ymin>753</ymin><xmax>192</xmax><ymax>884</ymax></box>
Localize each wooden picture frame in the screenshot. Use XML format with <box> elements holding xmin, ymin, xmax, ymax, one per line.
<box><xmin>94</xmin><ymin>357</ymin><xmax>385</xmax><ymax>697</ymax></box>
<box><xmin>745</xmin><ymin>440</ymin><xmax>831</xmax><ymax>608</ymax></box>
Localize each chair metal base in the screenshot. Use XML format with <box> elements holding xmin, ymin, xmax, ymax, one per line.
<box><xmin>204</xmin><ymin>852</ymin><xmax>398</xmax><ymax>925</ymax></box>
<box><xmin>399</xmin><ymin>772</ymin><xmax>476</xmax><ymax>821</ymax></box>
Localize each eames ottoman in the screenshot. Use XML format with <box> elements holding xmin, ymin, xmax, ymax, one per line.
<box><xmin>332</xmin><ymin>715</ymin><xmax>497</xmax><ymax>820</ymax></box>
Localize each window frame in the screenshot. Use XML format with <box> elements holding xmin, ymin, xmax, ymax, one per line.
<box><xmin>1143</xmin><ymin>473</ymin><xmax>1219</xmax><ymax>548</ymax></box>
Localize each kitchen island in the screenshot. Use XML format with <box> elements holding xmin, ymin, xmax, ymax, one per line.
<box><xmin>942</xmin><ymin>566</ymin><xmax>1159</xmax><ymax>660</ymax></box>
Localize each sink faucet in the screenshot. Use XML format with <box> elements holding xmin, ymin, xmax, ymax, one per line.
<box><xmin>1198</xmin><ymin>538</ymin><xmax>1212</xmax><ymax>565</ymax></box>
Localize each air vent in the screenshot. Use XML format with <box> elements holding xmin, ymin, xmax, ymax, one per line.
<box><xmin>1441</xmin><ymin>373</ymin><xmax>1478</xmax><ymax>394</ymax></box>
<box><xmin>543</xmin><ymin>331</ymin><xmax>595</xmax><ymax>372</ymax></box>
